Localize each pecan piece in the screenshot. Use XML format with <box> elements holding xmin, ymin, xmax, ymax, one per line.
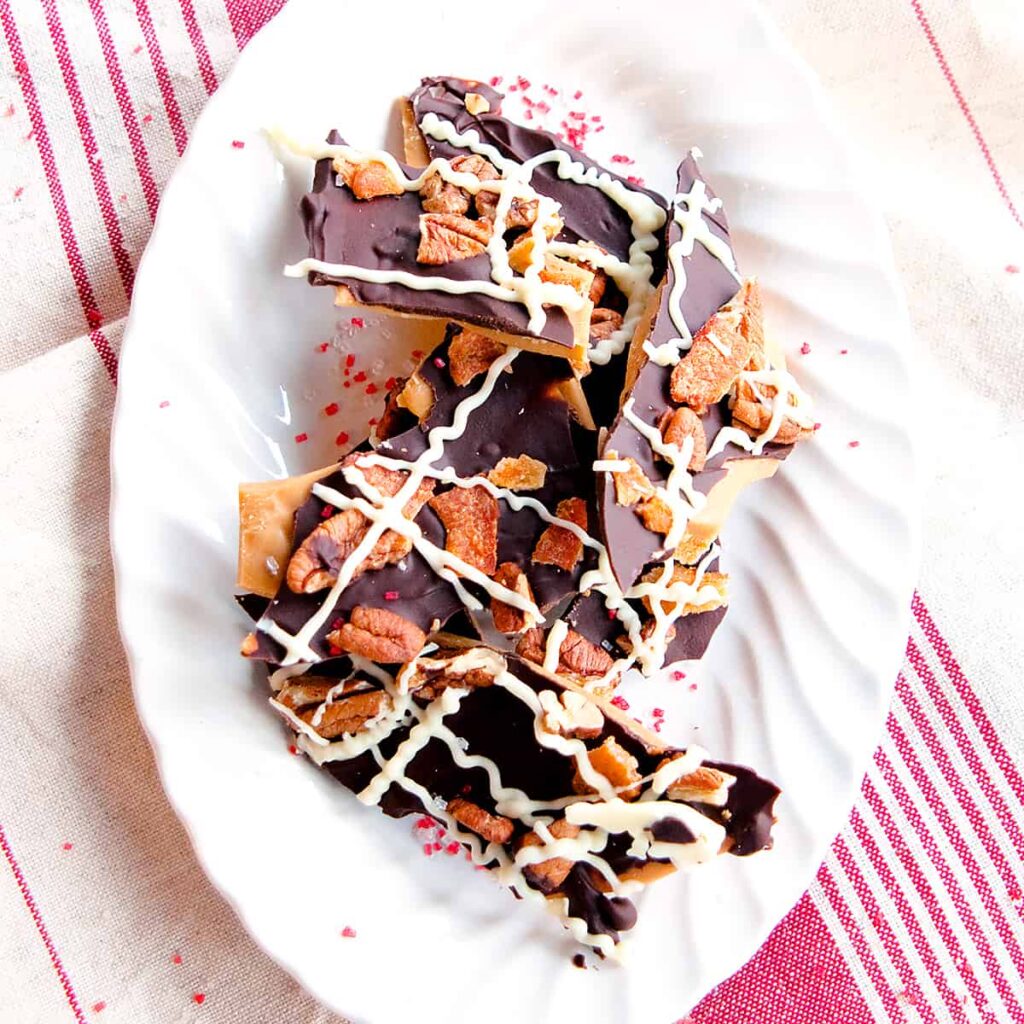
<box><xmin>589</xmin><ymin>307</ymin><xmax>624</xmax><ymax>343</ymax></box>
<box><xmin>515</xmin><ymin>627</ymin><xmax>546</xmax><ymax>666</ymax></box>
<box><xmin>301</xmin><ymin>689</ymin><xmax>392</xmax><ymax>739</ymax></box>
<box><xmin>558</xmin><ymin>630</ymin><xmax>615</xmax><ymax>678</ymax></box>
<box><xmin>275</xmin><ymin>680</ymin><xmax>333</xmax><ymax>710</ymax></box>
<box><xmin>327</xmin><ymin>606</ymin><xmax>426</xmax><ymax>664</ymax></box>
<box><xmin>417</xmin><ymin>213</ymin><xmax>493</xmax><ymax>265</ymax></box>
<box><xmin>670</xmin><ymin>278</ymin><xmax>763</xmax><ymax>413</ymax></box>
<box><xmin>285</xmin><ymin>458</ymin><xmax>435</xmax><ymax>594</ymax></box>
<box><xmin>334</xmin><ymin>157</ymin><xmax>402</xmax><ymax>200</ymax></box>
<box><xmin>572</xmin><ymin>737</ymin><xmax>642</xmax><ymax>801</ymax></box>
<box><xmin>487</xmin><ymin>454</ymin><xmax>547</xmax><ymax>491</ymax></box>
<box><xmin>640</xmin><ymin>566</ymin><xmax>728</xmax><ymax>616</ymax></box>
<box><xmin>532</xmin><ymin>497</ymin><xmax>587</xmax><ymax>571</ymax></box>
<box><xmin>490</xmin><ymin>561</ymin><xmax>538</xmax><ymax>635</ymax></box>
<box><xmin>429</xmin><ymin>485</ymin><xmax>499</xmax><ymax>575</ymax></box>
<box><xmin>521</xmin><ymin>819</ymin><xmax>581</xmax><ymax>893</ymax></box>
<box><xmin>447</xmin><ymin>798</ymin><xmax>514</xmax><ymax>844</ymax></box>
<box><xmin>658</xmin><ymin>756</ymin><xmax>736</xmax><ymax>807</ymax></box>
<box><xmin>420</xmin><ymin>173</ymin><xmax>470</xmax><ymax>216</ymax></box>
<box><xmin>730</xmin><ymin>359</ymin><xmax>813</xmax><ymax>446</ymax></box>
<box><xmin>609</xmin><ymin>454</ymin><xmax>656</xmax><ymax>507</ymax></box>
<box><xmin>405</xmin><ymin>654</ymin><xmax>496</xmax><ymax>701</ymax></box>
<box><xmin>508</xmin><ymin>235</ymin><xmax>595</xmax><ymax>299</ymax></box>
<box><xmin>637</xmin><ymin>495</ymin><xmax>673</xmax><ymax>537</ymax></box>
<box><xmin>658</xmin><ymin>407</ymin><xmax>707</xmax><ymax>471</ymax></box>
<box><xmin>448</xmin><ymin>328</ymin><xmax>506</xmax><ymax>386</ymax></box>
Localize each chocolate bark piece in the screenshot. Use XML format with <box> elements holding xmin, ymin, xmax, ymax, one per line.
<box><xmin>272</xmin><ymin>646</ymin><xmax>779</xmax><ymax>954</ymax></box>
<box><xmin>595</xmin><ymin>156</ymin><xmax>812</xmax><ymax>677</ymax></box>
<box><xmin>244</xmin><ymin>327</ymin><xmax>599</xmax><ymax>665</ymax></box>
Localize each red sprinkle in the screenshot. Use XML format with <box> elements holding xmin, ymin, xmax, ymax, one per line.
<box><xmin>383</xmin><ymin>590</ymin><xmax>400</xmax><ymax>601</ymax></box>
<box><xmin>423</xmin><ymin>843</ymin><xmax>434</xmax><ymax>857</ymax></box>
<box><xmin>611</xmin><ymin>154</ymin><xmax>633</xmax><ymax>165</ymax></box>
<box><xmin>568</xmin><ymin>111</ymin><xmax>585</xmax><ymax>121</ymax></box>
<box><xmin>411</xmin><ymin>348</ymin><xmax>424</xmax><ymax>359</ymax></box>
<box><xmin>341</xmin><ymin>926</ymin><xmax>357</xmax><ymax>938</ymax></box>
<box><xmin>432</xmin><ymin>840</ymin><xmax>443</xmax><ymax>851</ymax></box>
<box><xmin>231</xmin><ymin>139</ymin><xmax>245</xmax><ymax>149</ymax></box>
<box><xmin>626</xmin><ymin>175</ymin><xmax>645</xmax><ymax>187</ymax></box>
<box><xmin>335</xmin><ymin>431</ymin><xmax>350</xmax><ymax>446</ymax></box>
<box><xmin>688</xmin><ymin>682</ymin><xmax>698</xmax><ymax>692</ymax></box>
<box><xmin>607</xmin><ymin>609</ymin><xmax>617</xmax><ymax>620</ymax></box>
<box><xmin>345</xmin><ymin>353</ymin><xmax>356</xmax><ymax>368</ymax></box>
<box><xmin>351</xmin><ymin>316</ymin><xmax>365</xmax><ymax>328</ymax></box>
<box><xmin>652</xmin><ymin>707</ymin><xmax>665</xmax><ymax>717</ymax></box>
<box><xmin>594</xmin><ymin>125</ymin><xmax>605</xmax><ymax>133</ymax></box>
<box><xmin>320</xmin><ymin>505</ymin><xmax>334</xmax><ymax>518</ymax></box>
<box><xmin>365</xmin><ymin>383</ymin><xmax>378</xmax><ymax>395</ymax></box>
<box><xmin>415</xmin><ymin>816</ymin><xmax>434</xmax><ymax>829</ymax></box>
<box><xmin>24</xmin><ymin>128</ymin><xmax>35</xmax><ymax>141</ymax></box>
<box><xmin>848</xmin><ymin>440</ymin><xmax>860</xmax><ymax>448</ymax></box>
<box><xmin>672</xmin><ymin>670</ymin><xmax>686</xmax><ymax>681</ymax></box>
<box><xmin>573</xmin><ymin>89</ymin><xmax>583</xmax><ymax>100</ymax></box>
<box><xmin>446</xmin><ymin>841</ymin><xmax>461</xmax><ymax>855</ymax></box>
<box><xmin>171</xmin><ymin>954</ymin><xmax>182</xmax><ymax>965</ymax></box>
<box><xmin>516</xmin><ymin>76</ymin><xmax>530</xmax><ymax>91</ymax></box>
<box><xmin>652</xmin><ymin>720</ymin><xmax>664</xmax><ymax>733</ymax></box>
<box><xmin>799</xmin><ymin>342</ymin><xmax>811</xmax><ymax>355</ymax></box>
<box><xmin>62</xmin><ymin>842</ymin><xmax>73</xmax><ymax>851</ymax></box>
<box><xmin>193</xmin><ymin>993</ymin><xmax>206</xmax><ymax>1005</ymax></box>
<box><xmin>328</xmin><ymin>643</ymin><xmax>343</xmax><ymax>657</ymax></box>
<box><xmin>159</xmin><ymin>400</ymin><xmax>170</xmax><ymax>409</ymax></box>
<box><xmin>368</xmin><ymin>417</ymin><xmax>378</xmax><ymax>426</ymax></box>
<box><xmin>317</xmin><ymin>342</ymin><xmax>329</xmax><ymax>353</ymax></box>
<box><xmin>489</xmin><ymin>76</ymin><xmax>502</xmax><ymax>87</ymax></box>
<box><xmin>324</xmin><ymin>402</ymin><xmax>339</xmax><ymax>416</ymax></box>
<box><xmin>433</xmin><ymin>357</ymin><xmax>446</xmax><ymax>368</ymax></box>
<box><xmin>523</xmin><ymin>110</ymin><xmax>534</xmax><ymax>121</ymax></box>
<box><xmin>384</xmin><ymin>376</ymin><xmax>398</xmax><ymax>390</ymax></box>
<box><xmin>343</xmin><ymin>381</ymin><xmax>352</xmax><ymax>388</ymax></box>
<box><xmin>813</xmin><ymin>422</ymin><xmax>822</xmax><ymax>431</ymax></box>
<box><xmin>92</xmin><ymin>1002</ymin><xmax>106</xmax><ymax>1013</ymax></box>
<box><xmin>294</xmin><ymin>432</ymin><xmax>308</xmax><ymax>444</ymax></box>
<box><xmin>610</xmin><ymin>695</ymin><xmax>630</xmax><ymax>711</ymax></box>
<box><xmin>1007</xmin><ymin>264</ymin><xmax>1020</xmax><ymax>274</ymax></box>
<box><xmin>141</xmin><ymin>113</ymin><xmax>153</xmax><ymax>124</ymax></box>
<box><xmin>590</xmin><ymin>114</ymin><xmax>602</xmax><ymax>123</ymax></box>
<box><xmin>353</xmin><ymin>370</ymin><xmax>367</xmax><ymax>383</ymax></box>
<box><xmin>287</xmin><ymin>744</ymin><xmax>298</xmax><ymax>756</ymax></box>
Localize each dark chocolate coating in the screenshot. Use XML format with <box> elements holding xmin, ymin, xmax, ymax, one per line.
<box><xmin>310</xmin><ymin>651</ymin><xmax>778</xmax><ymax>946</ymax></box>
<box><xmin>598</xmin><ymin>156</ymin><xmax>792</xmax><ymax>593</ymax></box>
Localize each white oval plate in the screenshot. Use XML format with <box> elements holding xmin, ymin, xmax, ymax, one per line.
<box><xmin>110</xmin><ymin>1</ymin><xmax>919</xmax><ymax>1021</ymax></box>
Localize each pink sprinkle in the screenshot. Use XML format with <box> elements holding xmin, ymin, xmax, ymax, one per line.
<box><xmin>317</xmin><ymin>342</ymin><xmax>329</xmax><ymax>353</ymax></box>
<box><xmin>320</xmin><ymin>505</ymin><xmax>335</xmax><ymax>518</ymax></box>
<box><xmin>132</xmin><ymin>44</ymin><xmax>142</xmax><ymax>54</ymax></box>
<box><xmin>432</xmin><ymin>840</ymin><xmax>443</xmax><ymax>852</ymax></box>
<box><xmin>158</xmin><ymin>400</ymin><xmax>170</xmax><ymax>409</ymax></box>
<box><xmin>610</xmin><ymin>154</ymin><xmax>633</xmax><ymax>165</ymax></box>
<box><xmin>13</xmin><ymin>186</ymin><xmax>24</xmax><ymax>199</ymax></box>
<box><xmin>607</xmin><ymin>609</ymin><xmax>617</xmax><ymax>620</ymax></box>
<box><xmin>62</xmin><ymin>842</ymin><xmax>73</xmax><ymax>851</ymax></box>
<box><xmin>141</xmin><ymin>113</ymin><xmax>153</xmax><ymax>125</ymax></box>
<box><xmin>287</xmin><ymin>744</ymin><xmax>298</xmax><ymax>756</ymax></box>
<box><xmin>433</xmin><ymin>357</ymin><xmax>446</xmax><ymax>369</ymax></box>
<box><xmin>343</xmin><ymin>381</ymin><xmax>351</xmax><ymax>389</ymax></box>
<box><xmin>652</xmin><ymin>720</ymin><xmax>664</xmax><ymax>733</ymax></box>
<box><xmin>415</xmin><ymin>816</ymin><xmax>434</xmax><ymax>829</ymax></box>
<box><xmin>507</xmin><ymin>82</ymin><xmax>518</xmax><ymax>93</ymax></box>
<box><xmin>411</xmin><ymin>349</ymin><xmax>424</xmax><ymax>359</ymax></box>
<box><xmin>652</xmin><ymin>707</ymin><xmax>665</xmax><ymax>717</ymax></box>
<box><xmin>2</xmin><ymin>103</ymin><xmax>14</xmax><ymax>117</ymax></box>
<box><xmin>536</xmin><ymin>101</ymin><xmax>550</xmax><ymax>115</ymax></box>
<box><xmin>544</xmin><ymin>85</ymin><xmax>558</xmax><ymax>96</ymax></box>
<box><xmin>383</xmin><ymin>590</ymin><xmax>400</xmax><ymax>601</ymax></box>
<box><xmin>353</xmin><ymin>370</ymin><xmax>367</xmax><ymax>383</ymax></box>
<box><xmin>294</xmin><ymin>432</ymin><xmax>308</xmax><ymax>444</ymax></box>
<box><xmin>335</xmin><ymin>431</ymin><xmax>350</xmax><ymax>446</ymax></box>
<box><xmin>489</xmin><ymin>76</ymin><xmax>502</xmax><ymax>87</ymax></box>
<box><xmin>516</xmin><ymin>77</ymin><xmax>530</xmax><ymax>91</ymax></box>
<box><xmin>328</xmin><ymin>642</ymin><xmax>343</xmax><ymax>657</ymax></box>
<box><xmin>193</xmin><ymin>993</ymin><xmax>206</xmax><ymax>1006</ymax></box>
<box><xmin>590</xmin><ymin>115</ymin><xmax>602</xmax><ymax>123</ymax></box>
<box><xmin>345</xmin><ymin>353</ymin><xmax>356</xmax><ymax>368</ymax></box>
<box><xmin>799</xmin><ymin>342</ymin><xmax>811</xmax><ymax>355</ymax></box>
<box><xmin>423</xmin><ymin>843</ymin><xmax>434</xmax><ymax>857</ymax></box>
<box><xmin>324</xmin><ymin>402</ymin><xmax>339</xmax><ymax>416</ymax></box>
<box><xmin>626</xmin><ymin>175</ymin><xmax>645</xmax><ymax>187</ymax></box>
<box><xmin>688</xmin><ymin>682</ymin><xmax>698</xmax><ymax>692</ymax></box>
<box><xmin>365</xmin><ymin>382</ymin><xmax>378</xmax><ymax>395</ymax></box>
<box><xmin>568</xmin><ymin>111</ymin><xmax>585</xmax><ymax>121</ymax></box>
<box><xmin>171</xmin><ymin>954</ymin><xmax>182</xmax><ymax>965</ymax></box>
<box><xmin>848</xmin><ymin>440</ymin><xmax>860</xmax><ymax>448</ymax></box>
<box><xmin>351</xmin><ymin>316</ymin><xmax>365</xmax><ymax>328</ymax></box>
<box><xmin>813</xmin><ymin>422</ymin><xmax>822</xmax><ymax>431</ymax></box>
<box><xmin>446</xmin><ymin>841</ymin><xmax>461</xmax><ymax>855</ymax></box>
<box><xmin>573</xmin><ymin>89</ymin><xmax>583</xmax><ymax>100</ymax></box>
<box><xmin>839</xmin><ymin>348</ymin><xmax>848</xmax><ymax>355</ymax></box>
<box><xmin>231</xmin><ymin>139</ymin><xmax>245</xmax><ymax>149</ymax></box>
<box><xmin>24</xmin><ymin>128</ymin><xmax>35</xmax><ymax>141</ymax></box>
<box><xmin>610</xmin><ymin>695</ymin><xmax>630</xmax><ymax>711</ymax></box>
<box><xmin>92</xmin><ymin>1002</ymin><xmax>106</xmax><ymax>1013</ymax></box>
<box><xmin>341</xmin><ymin>926</ymin><xmax>357</xmax><ymax>938</ymax></box>
<box><xmin>594</xmin><ymin>125</ymin><xmax>605</xmax><ymax>133</ymax></box>
<box><xmin>523</xmin><ymin>110</ymin><xmax>533</xmax><ymax>121</ymax></box>
<box><xmin>672</xmin><ymin>670</ymin><xmax>686</xmax><ymax>681</ymax></box>
<box><xmin>1006</xmin><ymin>264</ymin><xmax>1020</xmax><ymax>274</ymax></box>
<box><xmin>368</xmin><ymin>417</ymin><xmax>378</xmax><ymax>426</ymax></box>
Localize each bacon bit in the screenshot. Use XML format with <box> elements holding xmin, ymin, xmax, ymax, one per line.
<box><xmin>324</xmin><ymin>402</ymin><xmax>339</xmax><ymax>416</ymax></box>
<box><xmin>334</xmin><ymin>430</ymin><xmax>349</xmax><ymax>446</ymax></box>
<box><xmin>610</xmin><ymin>695</ymin><xmax>630</xmax><ymax>711</ymax></box>
<box><xmin>489</xmin><ymin>76</ymin><xmax>502</xmax><ymax>87</ymax></box>
<box><xmin>433</xmin><ymin>357</ymin><xmax>446</xmax><ymax>369</ymax></box>
<box><xmin>365</xmin><ymin>383</ymin><xmax>378</xmax><ymax>395</ymax></box>
<box><xmin>799</xmin><ymin>342</ymin><xmax>812</xmax><ymax>355</ymax></box>
<box><xmin>345</xmin><ymin>353</ymin><xmax>356</xmax><ymax>368</ymax></box>
<box><xmin>320</xmin><ymin>505</ymin><xmax>334</xmax><ymax>518</ymax></box>
<box><xmin>411</xmin><ymin>348</ymin><xmax>424</xmax><ymax>359</ymax></box>
<box><xmin>341</xmin><ymin>926</ymin><xmax>357</xmax><ymax>938</ymax></box>
<box><xmin>171</xmin><ymin>954</ymin><xmax>182</xmax><ymax>965</ymax></box>
<box><xmin>672</xmin><ymin>670</ymin><xmax>686</xmax><ymax>681</ymax></box>
<box><xmin>353</xmin><ymin>370</ymin><xmax>367</xmax><ymax>383</ymax></box>
<box><xmin>141</xmin><ymin>113</ymin><xmax>153</xmax><ymax>124</ymax></box>
<box><xmin>231</xmin><ymin>139</ymin><xmax>245</xmax><ymax>149</ymax></box>
<box><xmin>383</xmin><ymin>590</ymin><xmax>400</xmax><ymax>601</ymax></box>
<box><xmin>384</xmin><ymin>376</ymin><xmax>397</xmax><ymax>390</ymax></box>
<box><xmin>86</xmin><ymin>307</ymin><xmax>103</xmax><ymax>328</ymax></box>
<box><xmin>294</xmin><ymin>432</ymin><xmax>308</xmax><ymax>444</ymax></box>
<box><xmin>2</xmin><ymin>103</ymin><xmax>14</xmax><ymax>117</ymax></box>
<box><xmin>92</xmin><ymin>1002</ymin><xmax>106</xmax><ymax>1013</ymax></box>
<box><xmin>62</xmin><ymin>842</ymin><xmax>73</xmax><ymax>851</ymax></box>
<box><xmin>610</xmin><ymin>154</ymin><xmax>633</xmax><ymax>165</ymax></box>
<box><xmin>350</xmin><ymin>316</ymin><xmax>365</xmax><ymax>328</ymax></box>
<box><xmin>1007</xmin><ymin>264</ymin><xmax>1020</xmax><ymax>274</ymax></box>
<box><xmin>193</xmin><ymin>993</ymin><xmax>206</xmax><ymax>1005</ymax></box>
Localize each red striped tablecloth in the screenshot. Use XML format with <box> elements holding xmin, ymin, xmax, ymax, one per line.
<box><xmin>1</xmin><ymin>2</ymin><xmax>1021</xmax><ymax>1021</ymax></box>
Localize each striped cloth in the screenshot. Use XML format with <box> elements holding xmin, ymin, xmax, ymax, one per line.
<box><xmin>1</xmin><ymin>1</ymin><xmax>1021</xmax><ymax>1021</ymax></box>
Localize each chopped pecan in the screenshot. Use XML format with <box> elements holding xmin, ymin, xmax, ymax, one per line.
<box><xmin>532</xmin><ymin>497</ymin><xmax>587</xmax><ymax>571</ymax></box>
<box><xmin>452</xmin><ymin>153</ymin><xmax>499</xmax><ymax>184</ymax></box>
<box><xmin>637</xmin><ymin>495</ymin><xmax>673</xmax><ymax>536</ymax></box>
<box><xmin>515</xmin><ymin>627</ymin><xmax>546</xmax><ymax>666</ymax></box>
<box><xmin>610</xmin><ymin>454</ymin><xmax>656</xmax><ymax>507</ymax></box>
<box><xmin>538</xmin><ymin>689</ymin><xmax>604</xmax><ymax>739</ymax></box>
<box><xmin>334</xmin><ymin>157</ymin><xmax>402</xmax><ymax>199</ymax></box>
<box><xmin>508</xmin><ymin>235</ymin><xmax>595</xmax><ymax>299</ymax></box>
<box><xmin>572</xmin><ymin>737</ymin><xmax>642</xmax><ymax>801</ymax></box>
<box><xmin>521</xmin><ymin>819</ymin><xmax>581</xmax><ymax>893</ymax></box>
<box><xmin>490</xmin><ymin>562</ymin><xmax>538</xmax><ymax>635</ymax></box>
<box><xmin>275</xmin><ymin>680</ymin><xmax>333</xmax><ymax>710</ymax></box>
<box><xmin>640</xmin><ymin>566</ymin><xmax>728</xmax><ymax>616</ymax></box>
<box><xmin>658</xmin><ymin>756</ymin><xmax>736</xmax><ymax>807</ymax></box>
<box><xmin>658</xmin><ymin>407</ymin><xmax>707</xmax><ymax>471</ymax></box>
<box><xmin>301</xmin><ymin>689</ymin><xmax>392</xmax><ymax>739</ymax></box>
<box><xmin>589</xmin><ymin>307</ymin><xmax>624</xmax><ymax>343</ymax></box>
<box><xmin>448</xmin><ymin>328</ymin><xmax>506</xmax><ymax>386</ymax></box>
<box><xmin>588</xmin><ymin>268</ymin><xmax>607</xmax><ymax>306</ymax></box>
<box><xmin>558</xmin><ymin>630</ymin><xmax>615</xmax><ymax>678</ymax></box>
<box><xmin>429</xmin><ymin>485</ymin><xmax>499</xmax><ymax>575</ymax></box>
<box><xmin>327</xmin><ymin>606</ymin><xmax>426</xmax><ymax>664</ymax></box>
<box><xmin>730</xmin><ymin>357</ymin><xmax>813</xmax><ymax>445</ymax></box>
<box><xmin>405</xmin><ymin>651</ymin><xmax>497</xmax><ymax>701</ymax></box>
<box><xmin>396</xmin><ymin>373</ymin><xmax>435</xmax><ymax>420</ymax></box>
<box><xmin>447</xmin><ymin>798</ymin><xmax>514</xmax><ymax>844</ymax></box>
<box><xmin>670</xmin><ymin>278</ymin><xmax>763</xmax><ymax>413</ymax></box>
<box><xmin>417</xmin><ymin>213</ymin><xmax>492</xmax><ymax>265</ymax></box>
<box><xmin>487</xmin><ymin>454</ymin><xmax>547</xmax><ymax>491</ymax></box>
<box><xmin>420</xmin><ymin>174</ymin><xmax>470</xmax><ymax>216</ymax></box>
<box><xmin>285</xmin><ymin>458</ymin><xmax>434</xmax><ymax>594</ymax></box>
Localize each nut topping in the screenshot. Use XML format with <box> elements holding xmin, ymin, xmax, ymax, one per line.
<box><xmin>417</xmin><ymin>213</ymin><xmax>493</xmax><ymax>265</ymax></box>
<box><xmin>572</xmin><ymin>737</ymin><xmax>642</xmax><ymax>801</ymax></box>
<box><xmin>448</xmin><ymin>329</ymin><xmax>506</xmax><ymax>386</ymax></box>
<box><xmin>589</xmin><ymin>307</ymin><xmax>624</xmax><ymax>343</ymax></box>
<box><xmin>517</xmin><ymin>627</ymin><xmax>613</xmax><ymax>679</ymax></box>
<box><xmin>636</xmin><ymin>495</ymin><xmax>673</xmax><ymax>537</ymax></box>
<box><xmin>609</xmin><ymin>454</ymin><xmax>656</xmax><ymax>507</ymax></box>
<box><xmin>532</xmin><ymin>497</ymin><xmax>587</xmax><ymax>571</ymax></box>
<box><xmin>658</xmin><ymin>756</ymin><xmax>736</xmax><ymax>807</ymax></box>
<box><xmin>658</xmin><ymin>407</ymin><xmax>707</xmax><ymax>471</ymax></box>
<box><xmin>487</xmin><ymin>454</ymin><xmax>547</xmax><ymax>491</ymax></box>
<box><xmin>327</xmin><ymin>606</ymin><xmax>426</xmax><ymax>664</ymax></box>
<box><xmin>447</xmin><ymin>798</ymin><xmax>514</xmax><ymax>844</ymax></box>
<box><xmin>520</xmin><ymin>818</ymin><xmax>581</xmax><ymax>893</ymax></box>
<box><xmin>508</xmin><ymin>235</ymin><xmax>595</xmax><ymax>299</ymax></box>
<box><xmin>333</xmin><ymin>157</ymin><xmax>402</xmax><ymax>199</ymax></box>
<box><xmin>428</xmin><ymin>485</ymin><xmax>499</xmax><ymax>575</ymax></box>
<box><xmin>640</xmin><ymin>566</ymin><xmax>728</xmax><ymax>616</ymax></box>
<box><xmin>301</xmin><ymin>689</ymin><xmax>393</xmax><ymax>739</ymax></box>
